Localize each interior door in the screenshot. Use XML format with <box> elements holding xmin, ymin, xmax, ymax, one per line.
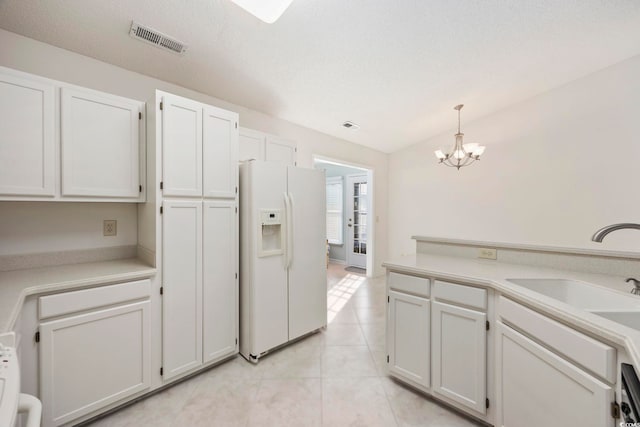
<box><xmin>346</xmin><ymin>174</ymin><xmax>368</xmax><ymax>269</ymax></box>
<box><xmin>286</xmin><ymin>166</ymin><xmax>327</xmax><ymax>340</ymax></box>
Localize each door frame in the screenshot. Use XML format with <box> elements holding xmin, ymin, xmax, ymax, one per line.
<box><xmin>312</xmin><ymin>154</ymin><xmax>375</xmax><ymax>277</ymax></box>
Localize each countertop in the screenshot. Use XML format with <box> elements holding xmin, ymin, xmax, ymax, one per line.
<box><xmin>0</xmin><ymin>258</ymin><xmax>156</xmax><ymax>333</ymax></box>
<box><xmin>383</xmin><ymin>253</ymin><xmax>640</xmax><ymax>368</ymax></box>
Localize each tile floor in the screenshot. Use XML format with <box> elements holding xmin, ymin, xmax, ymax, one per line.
<box><xmin>86</xmin><ymin>263</ymin><xmax>479</xmax><ymax>427</ymax></box>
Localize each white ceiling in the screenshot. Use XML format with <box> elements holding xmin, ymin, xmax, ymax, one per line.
<box><xmin>1</xmin><ymin>0</ymin><xmax>639</xmax><ymax>153</ymax></box>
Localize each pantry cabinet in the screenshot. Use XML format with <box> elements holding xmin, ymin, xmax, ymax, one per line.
<box><xmin>265</xmin><ymin>135</ymin><xmax>296</xmax><ymax>165</ymax></box>
<box><xmin>159</xmin><ymin>90</ymin><xmax>239</xmax><ymax>382</ymax></box>
<box><xmin>161</xmin><ymin>94</ymin><xmax>203</xmax><ymax>197</ymax></box>
<box><xmin>61</xmin><ymin>87</ymin><xmax>143</xmax><ymax>198</ymax></box>
<box><xmin>0</xmin><ymin>71</ymin><xmax>56</xmax><ymax>196</ymax></box>
<box><xmin>38</xmin><ymin>280</ymin><xmax>152</xmax><ymax>427</ymax></box>
<box><xmin>203</xmin><ymin>200</ymin><xmax>238</xmax><ymax>363</ymax></box>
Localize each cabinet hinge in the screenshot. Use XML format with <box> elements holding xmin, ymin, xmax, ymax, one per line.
<box><xmin>611</xmin><ymin>401</ymin><xmax>620</xmax><ymax>419</ymax></box>
<box><xmin>160</xmin><ymin>206</ymin><xmax>163</xmax><ymax>214</ymax></box>
<box><xmin>386</xmin><ymin>355</ymin><xmax>389</xmax><ymax>363</ymax></box>
<box><xmin>486</xmin><ymin>320</ymin><xmax>490</xmax><ymax>331</ymax></box>
<box><xmin>486</xmin><ymin>398</ymin><xmax>490</xmax><ymax>409</ymax></box>
<box><xmin>235</xmin><ymin>186</ymin><xmax>238</xmax><ymax>194</ymax></box>
<box><xmin>139</xmin><ymin>112</ymin><xmax>142</xmax><ymax>120</ymax></box>
<box><xmin>387</xmin><ymin>296</ymin><xmax>390</xmax><ymax>303</ymax></box>
<box><xmin>235</xmin><ymin>338</ymin><xmax>238</xmax><ymax>345</ymax></box>
<box><xmin>160</xmin><ymin>286</ymin><xmax>164</xmax><ymax>295</ymax></box>
<box><xmin>159</xmin><ymin>101</ymin><xmax>163</xmax><ymax>111</ymax></box>
<box><xmin>235</xmin><ymin>207</ymin><xmax>238</xmax><ymax>214</ymax></box>
<box><xmin>294</xmin><ymin>162</ymin><xmax>297</xmax><ymax>166</ymax></box>
<box><xmin>160</xmin><ymin>181</ymin><xmax>164</xmax><ymax>190</ymax></box>
<box><xmin>235</xmin><ymin>122</ymin><xmax>238</xmax><ymax>129</ymax></box>
<box><xmin>294</xmin><ymin>147</ymin><xmax>297</xmax><ymax>152</ymax></box>
<box><xmin>235</xmin><ymin>273</ymin><xmax>238</xmax><ymax>279</ymax></box>
<box><xmin>35</xmin><ymin>331</ymin><xmax>40</xmax><ymax>343</ymax></box>
<box><xmin>139</xmin><ymin>185</ymin><xmax>142</xmax><ymax>193</ymax></box>
<box><xmin>160</xmin><ymin>367</ymin><xmax>164</xmax><ymax>376</ymax></box>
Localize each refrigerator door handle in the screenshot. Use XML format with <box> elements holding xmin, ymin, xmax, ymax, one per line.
<box><xmin>283</xmin><ymin>192</ymin><xmax>290</xmax><ymax>269</ymax></box>
<box><xmin>287</xmin><ymin>192</ymin><xmax>294</xmax><ymax>269</ymax></box>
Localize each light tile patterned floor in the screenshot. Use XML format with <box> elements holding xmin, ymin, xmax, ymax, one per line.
<box><xmin>85</xmin><ymin>263</ymin><xmax>479</xmax><ymax>427</ymax></box>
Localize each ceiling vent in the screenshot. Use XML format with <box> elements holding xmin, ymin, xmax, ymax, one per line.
<box><xmin>342</xmin><ymin>121</ymin><xmax>360</xmax><ymax>130</ymax></box>
<box><xmin>129</xmin><ymin>21</ymin><xmax>188</xmax><ymax>55</ymax></box>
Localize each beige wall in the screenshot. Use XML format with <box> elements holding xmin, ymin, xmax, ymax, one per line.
<box><xmin>0</xmin><ymin>29</ymin><xmax>388</xmax><ymax>274</ymax></box>
<box><xmin>388</xmin><ymin>55</ymin><xmax>640</xmax><ymax>258</ymax></box>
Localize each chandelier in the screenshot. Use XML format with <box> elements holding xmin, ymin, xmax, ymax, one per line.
<box><xmin>434</xmin><ymin>104</ymin><xmax>485</xmax><ymax>169</ymax></box>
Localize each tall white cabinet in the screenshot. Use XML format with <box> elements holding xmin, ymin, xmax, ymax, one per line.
<box><xmin>158</xmin><ymin>91</ymin><xmax>239</xmax><ymax>381</ymax></box>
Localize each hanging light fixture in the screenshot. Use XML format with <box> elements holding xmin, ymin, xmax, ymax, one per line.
<box><xmin>230</xmin><ymin>0</ymin><xmax>294</xmax><ymax>23</ymax></box>
<box><xmin>434</xmin><ymin>104</ymin><xmax>486</xmax><ymax>170</ymax></box>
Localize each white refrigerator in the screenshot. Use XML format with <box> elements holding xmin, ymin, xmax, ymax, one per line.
<box><xmin>239</xmin><ymin>160</ymin><xmax>327</xmax><ymax>361</ymax></box>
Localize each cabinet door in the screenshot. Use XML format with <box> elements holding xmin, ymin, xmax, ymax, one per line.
<box><xmin>387</xmin><ymin>290</ymin><xmax>430</xmax><ymax>388</ymax></box>
<box><xmin>203</xmin><ymin>106</ymin><xmax>238</xmax><ymax>199</ymax></box>
<box><xmin>162</xmin><ymin>200</ymin><xmax>203</xmax><ymax>380</ymax></box>
<box><xmin>203</xmin><ymin>200</ymin><xmax>238</xmax><ymax>363</ymax></box>
<box><xmin>497</xmin><ymin>323</ymin><xmax>614</xmax><ymax>427</ymax></box>
<box><xmin>432</xmin><ymin>301</ymin><xmax>487</xmax><ymax>414</ymax></box>
<box><xmin>265</xmin><ymin>136</ymin><xmax>296</xmax><ymax>166</ymax></box>
<box><xmin>40</xmin><ymin>301</ymin><xmax>151</xmax><ymax>427</ymax></box>
<box><xmin>239</xmin><ymin>127</ymin><xmax>265</xmax><ymax>162</ymax></box>
<box><xmin>162</xmin><ymin>94</ymin><xmax>202</xmax><ymax>197</ymax></box>
<box><xmin>61</xmin><ymin>87</ymin><xmax>142</xmax><ymax>198</ymax></box>
<box><xmin>0</xmin><ymin>72</ymin><xmax>55</xmax><ymax>196</ymax></box>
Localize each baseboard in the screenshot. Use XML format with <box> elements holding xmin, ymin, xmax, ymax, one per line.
<box><xmin>329</xmin><ymin>258</ymin><xmax>346</xmax><ymax>265</ymax></box>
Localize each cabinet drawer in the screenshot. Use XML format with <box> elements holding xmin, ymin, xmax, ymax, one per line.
<box><xmin>388</xmin><ymin>272</ymin><xmax>430</xmax><ymax>297</ymax></box>
<box><xmin>433</xmin><ymin>281</ymin><xmax>487</xmax><ymax>311</ymax></box>
<box><xmin>498</xmin><ymin>296</ymin><xmax>616</xmax><ymax>383</ymax></box>
<box><xmin>39</xmin><ymin>279</ymin><xmax>151</xmax><ymax>319</ymax></box>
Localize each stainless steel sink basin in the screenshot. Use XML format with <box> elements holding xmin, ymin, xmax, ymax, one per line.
<box><xmin>506</xmin><ymin>278</ymin><xmax>640</xmax><ymax>311</ymax></box>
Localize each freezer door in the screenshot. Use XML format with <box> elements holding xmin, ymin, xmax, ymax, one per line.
<box><xmin>242</xmin><ymin>161</ymin><xmax>289</xmax><ymax>355</ymax></box>
<box><xmin>287</xmin><ymin>166</ymin><xmax>328</xmax><ymax>340</ymax></box>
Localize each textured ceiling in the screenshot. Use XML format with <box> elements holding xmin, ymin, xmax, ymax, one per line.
<box><xmin>1</xmin><ymin>0</ymin><xmax>639</xmax><ymax>153</ymax></box>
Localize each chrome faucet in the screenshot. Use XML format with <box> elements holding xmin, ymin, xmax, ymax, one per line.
<box><xmin>591</xmin><ymin>223</ymin><xmax>640</xmax><ymax>242</ymax></box>
<box><xmin>591</xmin><ymin>223</ymin><xmax>640</xmax><ymax>295</ymax></box>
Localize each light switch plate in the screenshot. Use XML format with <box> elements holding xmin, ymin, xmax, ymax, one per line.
<box><xmin>103</xmin><ymin>220</ymin><xmax>117</xmax><ymax>236</ymax></box>
<box><xmin>478</xmin><ymin>247</ymin><xmax>497</xmax><ymax>260</ymax></box>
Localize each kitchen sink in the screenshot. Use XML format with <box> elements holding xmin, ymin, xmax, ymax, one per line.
<box><xmin>589</xmin><ymin>311</ymin><xmax>640</xmax><ymax>331</ymax></box>
<box><xmin>506</xmin><ymin>278</ymin><xmax>640</xmax><ymax>311</ymax></box>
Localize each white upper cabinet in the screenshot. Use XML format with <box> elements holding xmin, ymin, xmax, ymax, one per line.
<box><xmin>238</xmin><ymin>128</ymin><xmax>264</xmax><ymax>162</ymax></box>
<box><xmin>203</xmin><ymin>105</ymin><xmax>238</xmax><ymax>199</ymax></box>
<box><xmin>61</xmin><ymin>87</ymin><xmax>143</xmax><ymax>198</ymax></box>
<box><xmin>239</xmin><ymin>127</ymin><xmax>297</xmax><ymax>166</ymax></box>
<box><xmin>265</xmin><ymin>136</ymin><xmax>296</xmax><ymax>166</ymax></box>
<box><xmin>162</xmin><ymin>94</ymin><xmax>203</xmax><ymax>197</ymax></box>
<box><xmin>0</xmin><ymin>71</ymin><xmax>56</xmax><ymax>196</ymax></box>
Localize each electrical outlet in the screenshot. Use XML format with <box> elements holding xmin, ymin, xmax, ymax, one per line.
<box><xmin>103</xmin><ymin>220</ymin><xmax>117</xmax><ymax>236</ymax></box>
<box><xmin>478</xmin><ymin>247</ymin><xmax>497</xmax><ymax>260</ymax></box>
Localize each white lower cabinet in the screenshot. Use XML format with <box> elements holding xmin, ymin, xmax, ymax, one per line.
<box><xmin>162</xmin><ymin>199</ymin><xmax>238</xmax><ymax>380</ymax></box>
<box><xmin>203</xmin><ymin>200</ymin><xmax>238</xmax><ymax>363</ymax></box>
<box><xmin>162</xmin><ymin>200</ymin><xmax>203</xmax><ymax>380</ymax></box>
<box><xmin>38</xmin><ymin>280</ymin><xmax>151</xmax><ymax>427</ymax></box>
<box><xmin>497</xmin><ymin>323</ymin><xmax>614</xmax><ymax>427</ymax></box>
<box><xmin>387</xmin><ymin>290</ymin><xmax>430</xmax><ymax>388</ymax></box>
<box><xmin>432</xmin><ymin>300</ymin><xmax>487</xmax><ymax>414</ymax></box>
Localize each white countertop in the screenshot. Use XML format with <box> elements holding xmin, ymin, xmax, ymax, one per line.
<box><xmin>383</xmin><ymin>253</ymin><xmax>640</xmax><ymax>367</ymax></box>
<box><xmin>0</xmin><ymin>258</ymin><xmax>156</xmax><ymax>333</ymax></box>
